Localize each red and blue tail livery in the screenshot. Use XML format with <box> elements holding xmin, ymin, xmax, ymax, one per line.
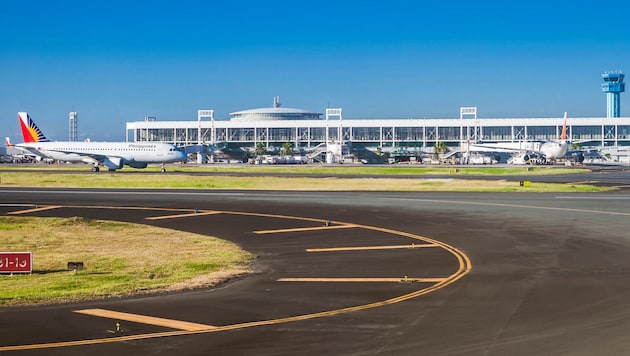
<box><xmin>18</xmin><ymin>112</ymin><xmax>49</xmax><ymax>143</ymax></box>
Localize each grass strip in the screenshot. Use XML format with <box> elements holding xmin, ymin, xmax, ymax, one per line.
<box><xmin>0</xmin><ymin>164</ymin><xmax>590</xmax><ymax>176</ymax></box>
<box><xmin>0</xmin><ymin>216</ymin><xmax>255</xmax><ymax>306</ymax></box>
<box><xmin>0</xmin><ymin>172</ymin><xmax>609</xmax><ymax>192</ymax></box>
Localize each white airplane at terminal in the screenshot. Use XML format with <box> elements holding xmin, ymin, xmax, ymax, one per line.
<box><xmin>7</xmin><ymin>112</ymin><xmax>187</xmax><ymax>172</ymax></box>
<box><xmin>467</xmin><ymin>112</ymin><xmax>570</xmax><ymax>164</ymax></box>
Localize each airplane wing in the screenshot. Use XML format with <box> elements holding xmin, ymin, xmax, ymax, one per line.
<box><xmin>468</xmin><ymin>143</ymin><xmax>542</xmax><ymax>155</ymax></box>
<box><xmin>40</xmin><ymin>147</ymin><xmax>121</xmax><ymax>167</ymax></box>
<box><xmin>12</xmin><ymin>144</ymin><xmax>48</xmax><ymax>158</ymax></box>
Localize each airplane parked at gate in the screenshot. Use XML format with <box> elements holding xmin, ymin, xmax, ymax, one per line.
<box><xmin>7</xmin><ymin>112</ymin><xmax>187</xmax><ymax>172</ymax></box>
<box><xmin>468</xmin><ymin>112</ymin><xmax>571</xmax><ymax>164</ymax></box>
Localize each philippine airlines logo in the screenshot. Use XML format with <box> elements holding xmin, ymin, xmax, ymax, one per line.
<box><xmin>18</xmin><ymin>113</ymin><xmax>49</xmax><ymax>143</ymax></box>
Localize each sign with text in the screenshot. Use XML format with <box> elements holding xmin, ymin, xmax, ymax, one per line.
<box><xmin>0</xmin><ymin>252</ymin><xmax>32</xmax><ymax>273</ymax></box>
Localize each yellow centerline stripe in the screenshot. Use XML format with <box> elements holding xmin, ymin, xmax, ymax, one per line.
<box><xmin>224</xmin><ymin>210</ymin><xmax>329</xmax><ymax>224</ymax></box>
<box><xmin>307</xmin><ymin>244</ymin><xmax>438</xmax><ymax>252</ymax></box>
<box><xmin>74</xmin><ymin>309</ymin><xmax>215</xmax><ymax>331</ymax></box>
<box><xmin>145</xmin><ymin>211</ymin><xmax>222</xmax><ymax>220</ymax></box>
<box><xmin>7</xmin><ymin>205</ymin><xmax>61</xmax><ymax>215</ymax></box>
<box><xmin>253</xmin><ymin>224</ymin><xmax>356</xmax><ymax>234</ymax></box>
<box><xmin>277</xmin><ymin>277</ymin><xmax>447</xmax><ymax>283</ymax></box>
<box><xmin>64</xmin><ymin>205</ymin><xmax>193</xmax><ymax>212</ymax></box>
<box><xmin>0</xmin><ymin>273</ymin><xmax>466</xmax><ymax>352</ymax></box>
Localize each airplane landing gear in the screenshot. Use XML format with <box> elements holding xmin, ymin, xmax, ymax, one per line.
<box><xmin>91</xmin><ymin>166</ymin><xmax>100</xmax><ymax>173</ymax></box>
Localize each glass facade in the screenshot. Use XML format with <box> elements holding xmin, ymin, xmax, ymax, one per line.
<box><xmin>231</xmin><ymin>112</ymin><xmax>320</xmax><ymax>120</ymax></box>
<box><xmin>187</xmin><ymin>128</ymin><xmax>198</xmax><ymax>142</ymax></box>
<box><xmin>342</xmin><ymin>127</ymin><xmax>352</xmax><ymax>141</ymax></box>
<box><xmin>438</xmin><ymin>126</ymin><xmax>460</xmax><ymax>141</ymax></box>
<box><xmin>395</xmin><ymin>127</ymin><xmax>423</xmax><ymax>141</ymax></box>
<box><xmin>572</xmin><ymin>126</ymin><xmax>601</xmax><ymax>140</ymax></box>
<box><xmin>351</xmin><ymin>127</ymin><xmax>379</xmax><ymax>141</ymax></box>
<box><xmin>482</xmin><ymin>126</ymin><xmax>511</xmax><ymax>141</ymax></box>
<box><xmin>128</xmin><ymin>119</ymin><xmax>630</xmax><ymax>148</ymax></box>
<box><xmin>298</xmin><ymin>127</ymin><xmax>309</xmax><ymax>141</ymax></box>
<box><xmin>512</xmin><ymin>126</ymin><xmax>525</xmax><ymax>140</ymax></box>
<box><xmin>269</xmin><ymin>128</ymin><xmax>294</xmax><ymax>142</ymax></box>
<box><xmin>327</xmin><ymin>127</ymin><xmax>339</xmax><ymax>141</ymax></box>
<box><xmin>528</xmin><ymin>126</ymin><xmax>557</xmax><ymax>140</ymax></box>
<box><xmin>310</xmin><ymin>127</ymin><xmax>325</xmax><ymax>141</ymax></box>
<box><xmin>228</xmin><ymin>128</ymin><xmax>254</xmax><ymax>142</ymax></box>
<box><xmin>216</xmin><ymin>128</ymin><xmax>226</xmax><ymax>142</ymax></box>
<box><xmin>136</xmin><ymin>128</ymin><xmax>175</xmax><ymax>142</ymax></box>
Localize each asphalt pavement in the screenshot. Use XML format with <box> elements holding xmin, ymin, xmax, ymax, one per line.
<box><xmin>1</xmin><ymin>180</ymin><xmax>630</xmax><ymax>355</ymax></box>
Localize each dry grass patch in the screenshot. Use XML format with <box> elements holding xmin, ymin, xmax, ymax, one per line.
<box><xmin>0</xmin><ymin>216</ymin><xmax>255</xmax><ymax>306</ymax></box>
<box><xmin>0</xmin><ymin>172</ymin><xmax>609</xmax><ymax>192</ymax></box>
<box><xmin>239</xmin><ymin>177</ymin><xmax>606</xmax><ymax>192</ymax></box>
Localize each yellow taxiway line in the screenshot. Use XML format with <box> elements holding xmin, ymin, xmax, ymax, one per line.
<box><xmin>7</xmin><ymin>205</ymin><xmax>61</xmax><ymax>215</ymax></box>
<box><xmin>0</xmin><ymin>205</ymin><xmax>471</xmax><ymax>352</ymax></box>
<box><xmin>74</xmin><ymin>309</ymin><xmax>215</xmax><ymax>331</ymax></box>
<box><xmin>306</xmin><ymin>244</ymin><xmax>438</xmax><ymax>252</ymax></box>
<box><xmin>277</xmin><ymin>277</ymin><xmax>447</xmax><ymax>283</ymax></box>
<box><xmin>253</xmin><ymin>224</ymin><xmax>356</xmax><ymax>235</ymax></box>
<box><xmin>145</xmin><ymin>210</ymin><xmax>222</xmax><ymax>220</ymax></box>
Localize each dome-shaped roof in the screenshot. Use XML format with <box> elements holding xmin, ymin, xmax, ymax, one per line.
<box><xmin>229</xmin><ymin>97</ymin><xmax>322</xmax><ymax>122</ymax></box>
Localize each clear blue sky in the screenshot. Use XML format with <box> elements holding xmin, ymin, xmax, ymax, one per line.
<box><xmin>2</xmin><ymin>0</ymin><xmax>629</xmax><ymax>141</ymax></box>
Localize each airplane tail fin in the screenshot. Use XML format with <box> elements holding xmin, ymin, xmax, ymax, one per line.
<box><xmin>18</xmin><ymin>112</ymin><xmax>49</xmax><ymax>143</ymax></box>
<box><xmin>5</xmin><ymin>137</ymin><xmax>13</xmax><ymax>147</ymax></box>
<box><xmin>561</xmin><ymin>112</ymin><xmax>568</xmax><ymax>142</ymax></box>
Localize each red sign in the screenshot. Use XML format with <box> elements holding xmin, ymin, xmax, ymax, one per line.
<box><xmin>0</xmin><ymin>252</ymin><xmax>32</xmax><ymax>273</ymax></box>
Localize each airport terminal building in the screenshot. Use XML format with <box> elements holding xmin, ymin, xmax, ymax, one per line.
<box><xmin>125</xmin><ymin>101</ymin><xmax>630</xmax><ymax>155</ymax></box>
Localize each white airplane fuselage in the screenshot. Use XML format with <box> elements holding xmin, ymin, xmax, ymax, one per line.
<box><xmin>13</xmin><ymin>112</ymin><xmax>188</xmax><ymax>171</ymax></box>
<box><xmin>467</xmin><ymin>112</ymin><xmax>570</xmax><ymax>164</ymax></box>
<box><xmin>15</xmin><ymin>141</ymin><xmax>186</xmax><ymax>169</ymax></box>
<box><xmin>539</xmin><ymin>140</ymin><xmax>569</xmax><ymax>160</ymax></box>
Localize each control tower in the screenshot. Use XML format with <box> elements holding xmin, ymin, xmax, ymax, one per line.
<box><xmin>601</xmin><ymin>72</ymin><xmax>625</xmax><ymax>118</ymax></box>
<box><xmin>69</xmin><ymin>112</ymin><xmax>78</xmax><ymax>141</ymax></box>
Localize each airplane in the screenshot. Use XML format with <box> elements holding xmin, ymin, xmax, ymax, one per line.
<box><xmin>467</xmin><ymin>112</ymin><xmax>570</xmax><ymax>165</ymax></box>
<box><xmin>8</xmin><ymin>112</ymin><xmax>187</xmax><ymax>172</ymax></box>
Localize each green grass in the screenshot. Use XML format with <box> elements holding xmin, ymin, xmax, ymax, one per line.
<box><xmin>0</xmin><ymin>216</ymin><xmax>255</xmax><ymax>306</ymax></box>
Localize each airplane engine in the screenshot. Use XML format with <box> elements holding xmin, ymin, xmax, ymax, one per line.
<box><xmin>127</xmin><ymin>162</ymin><xmax>148</xmax><ymax>169</ymax></box>
<box><xmin>81</xmin><ymin>157</ymin><xmax>98</xmax><ymax>164</ymax></box>
<box><xmin>103</xmin><ymin>157</ymin><xmax>124</xmax><ymax>170</ymax></box>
